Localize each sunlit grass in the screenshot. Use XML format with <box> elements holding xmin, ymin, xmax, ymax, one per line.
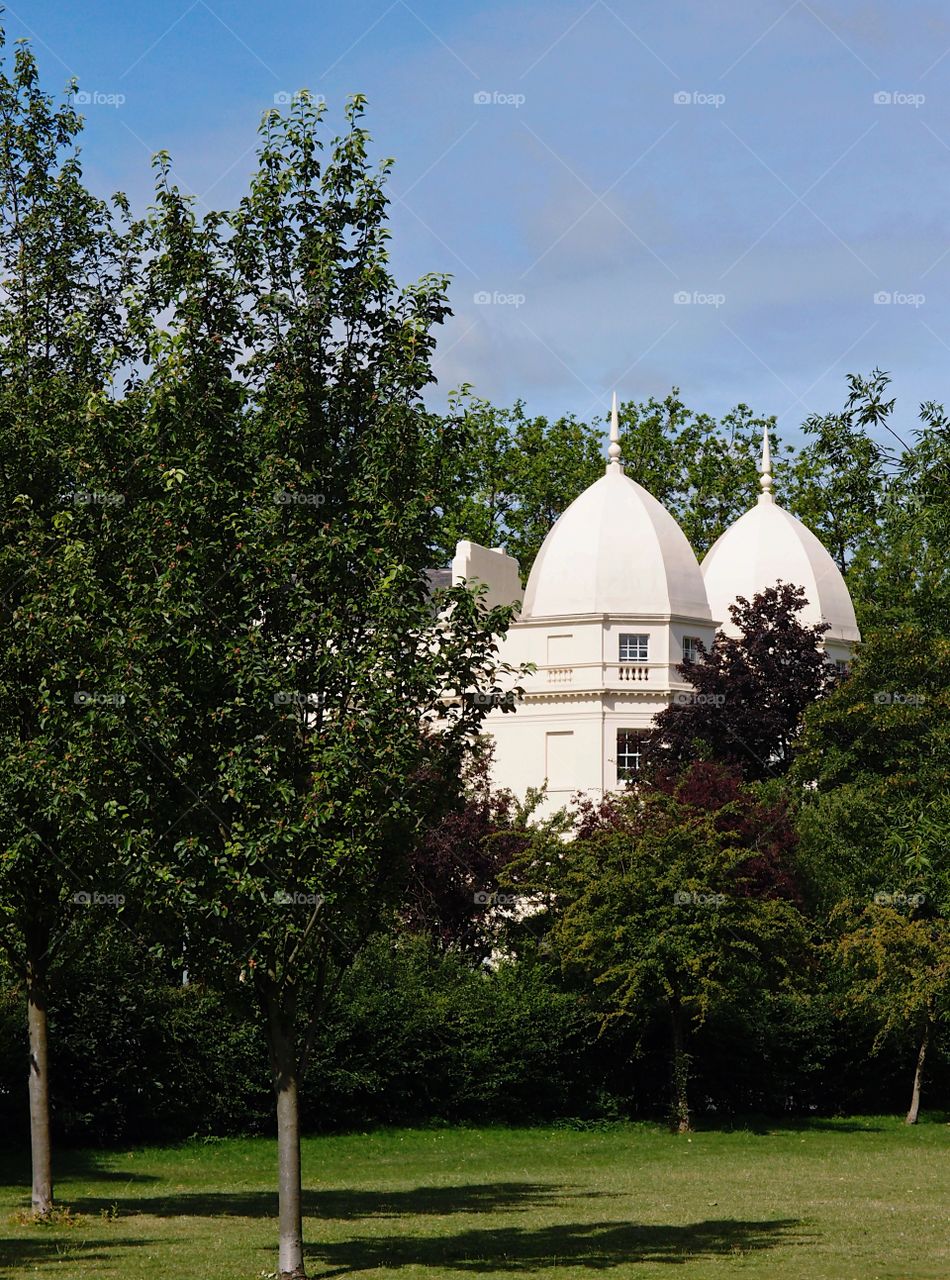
<box><xmin>1</xmin><ymin>1117</ymin><xmax>947</xmax><ymax>1278</ymax></box>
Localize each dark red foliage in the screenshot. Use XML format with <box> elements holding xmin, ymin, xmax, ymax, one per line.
<box><xmin>401</xmin><ymin>747</ymin><xmax>528</xmax><ymax>956</ymax></box>
<box><xmin>652</xmin><ymin>760</ymin><xmax>802</xmax><ymax>903</ymax></box>
<box><xmin>572</xmin><ymin>761</ymin><xmax>801</xmax><ymax>904</ymax></box>
<box><xmin>644</xmin><ymin>582</ymin><xmax>835</xmax><ymax>781</ymax></box>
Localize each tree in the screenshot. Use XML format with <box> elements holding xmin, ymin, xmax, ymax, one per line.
<box><xmin>792</xmin><ymin>624</ymin><xmax>950</xmax><ymax>1122</ymax></box>
<box><xmin>431</xmin><ymin>392</ymin><xmax>521</xmax><ymax>565</ymax></box>
<box><xmin>503</xmin><ymin>407</ymin><xmax>604</xmax><ymax>573</ymax></box>
<box><xmin>787</xmin><ymin>370</ymin><xmax>896</xmax><ymax>578</ymax></box>
<box><xmin>504</xmin><ymin>763</ymin><xmax>803</xmax><ymax>1131</ymax></box>
<box><xmin>433</xmin><ymin>395</ymin><xmax>604</xmax><ymax>577</ymax></box>
<box><xmin>113</xmin><ymin>95</ymin><xmax>520</xmax><ymax>1279</ymax></box>
<box><xmin>832</xmin><ymin>896</ymin><xmax>949</xmax><ymax>1124</ymax></box>
<box><xmin>0</xmin><ymin>34</ymin><xmax>135</xmax><ymax>1217</ymax></box>
<box><xmin>645</xmin><ymin>584</ymin><xmax>835</xmax><ymax>781</ymax></box>
<box><xmin>617</xmin><ymin>391</ymin><xmax>780</xmax><ymax>556</ymax></box>
<box><xmin>401</xmin><ymin>744</ymin><xmax>531</xmax><ymax>960</ymax></box>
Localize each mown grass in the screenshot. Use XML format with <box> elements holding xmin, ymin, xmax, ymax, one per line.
<box><xmin>0</xmin><ymin>1117</ymin><xmax>947</xmax><ymax>1278</ymax></box>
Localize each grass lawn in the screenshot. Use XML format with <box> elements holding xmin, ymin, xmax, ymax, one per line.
<box><xmin>0</xmin><ymin>1117</ymin><xmax>947</xmax><ymax>1279</ymax></box>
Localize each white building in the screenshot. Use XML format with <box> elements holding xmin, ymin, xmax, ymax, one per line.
<box><xmin>452</xmin><ymin>396</ymin><xmax>860</xmax><ymax>814</ymax></box>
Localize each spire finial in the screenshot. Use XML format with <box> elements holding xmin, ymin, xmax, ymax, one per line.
<box><xmin>607</xmin><ymin>391</ymin><xmax>623</xmax><ymax>472</ymax></box>
<box><xmin>758</xmin><ymin>421</ymin><xmax>774</xmax><ymax>504</ymax></box>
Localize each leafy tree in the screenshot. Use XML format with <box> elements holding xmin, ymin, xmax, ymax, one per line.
<box><xmin>433</xmin><ymin>395</ymin><xmax>603</xmax><ymax>576</ymax></box>
<box><xmin>0</xmin><ymin>34</ymin><xmax>135</xmax><ymax>1217</ymax></box>
<box><xmin>832</xmin><ymin>897</ymin><xmax>949</xmax><ymax>1123</ymax></box>
<box><xmin>401</xmin><ymin>744</ymin><xmax>531</xmax><ymax>960</ymax></box>
<box><xmin>645</xmin><ymin>584</ymin><xmax>835</xmax><ymax>780</ymax></box>
<box><xmin>504</xmin><ymin>764</ymin><xmax>803</xmax><ymax>1131</ymax></box>
<box><xmin>787</xmin><ymin>370</ymin><xmax>896</xmax><ymax>578</ymax></box>
<box><xmin>503</xmin><ymin>406</ymin><xmax>604</xmax><ymax>572</ymax></box>
<box><xmin>432</xmin><ymin>393</ymin><xmax>523</xmax><ymax>563</ymax></box>
<box><xmin>794</xmin><ymin>626</ymin><xmax>950</xmax><ymax>802</ymax></box>
<box><xmin>793</xmin><ymin>624</ymin><xmax>950</xmax><ymax>1122</ymax></box>
<box><xmin>617</xmin><ymin>391</ymin><xmax>780</xmax><ymax>556</ymax></box>
<box><xmin>112</xmin><ymin>95</ymin><xmax>520</xmax><ymax>1279</ymax></box>
<box><xmin>789</xmin><ymin>369</ymin><xmax>950</xmax><ymax>631</ymax></box>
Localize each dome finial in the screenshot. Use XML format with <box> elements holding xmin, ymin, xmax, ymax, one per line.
<box><xmin>607</xmin><ymin>391</ymin><xmax>623</xmax><ymax>472</ymax></box>
<box><xmin>758</xmin><ymin>421</ymin><xmax>774</xmax><ymax>504</ymax></box>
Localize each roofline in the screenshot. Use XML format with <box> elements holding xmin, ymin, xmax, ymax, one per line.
<box><xmin>511</xmin><ymin>611</ymin><xmax>715</xmax><ymax>627</ymax></box>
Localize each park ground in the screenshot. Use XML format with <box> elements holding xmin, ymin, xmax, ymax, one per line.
<box><xmin>0</xmin><ymin>1118</ymin><xmax>947</xmax><ymax>1279</ymax></box>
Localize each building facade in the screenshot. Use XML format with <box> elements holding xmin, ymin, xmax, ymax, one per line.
<box><xmin>452</xmin><ymin>397</ymin><xmax>860</xmax><ymax>813</ymax></box>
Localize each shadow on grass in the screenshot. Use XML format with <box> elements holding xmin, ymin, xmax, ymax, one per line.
<box><xmin>304</xmin><ymin>1217</ymin><xmax>806</xmax><ymax>1276</ymax></box>
<box><xmin>714</xmin><ymin>1117</ymin><xmax>887</xmax><ymax>1136</ymax></box>
<box><xmin>0</xmin><ymin>1147</ymin><xmax>160</xmax><ymax>1189</ymax></box>
<box><xmin>70</xmin><ymin>1182</ymin><xmax>606</xmax><ymax>1220</ymax></box>
<box><xmin>0</xmin><ymin>1235</ymin><xmax>150</xmax><ymax>1271</ymax></box>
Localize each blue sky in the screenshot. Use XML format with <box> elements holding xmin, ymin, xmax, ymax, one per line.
<box><xmin>7</xmin><ymin>1</ymin><xmax>950</xmax><ymax>441</ymax></box>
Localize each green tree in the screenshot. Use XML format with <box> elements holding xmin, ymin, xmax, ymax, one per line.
<box><xmin>505</xmin><ymin>764</ymin><xmax>803</xmax><ymax>1132</ymax></box>
<box><xmin>433</xmin><ymin>395</ymin><xmax>605</xmax><ymax>578</ymax></box>
<box><xmin>617</xmin><ymin>391</ymin><xmax>780</xmax><ymax>556</ymax></box>
<box><xmin>0</xmin><ymin>35</ymin><xmax>134</xmax><ymax>1217</ymax></box>
<box><xmin>832</xmin><ymin>895</ymin><xmax>949</xmax><ymax>1123</ymax></box>
<box><xmin>115</xmin><ymin>95</ymin><xmax>520</xmax><ymax>1279</ymax></box>
<box><xmin>792</xmin><ymin>624</ymin><xmax>950</xmax><ymax>1122</ymax></box>
<box><xmin>432</xmin><ymin>391</ymin><xmax>518</xmax><ymax>563</ymax></box>
<box><xmin>503</xmin><ymin>406</ymin><xmax>604</xmax><ymax>572</ymax></box>
<box><xmin>787</xmin><ymin>369</ymin><xmax>896</xmax><ymax>579</ymax></box>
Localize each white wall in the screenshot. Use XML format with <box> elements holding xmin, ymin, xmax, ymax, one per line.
<box><xmin>451</xmin><ymin>541</ymin><xmax>523</xmax><ymax>611</ymax></box>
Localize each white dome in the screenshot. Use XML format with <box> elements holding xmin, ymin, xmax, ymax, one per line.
<box><xmin>701</xmin><ymin>499</ymin><xmax>860</xmax><ymax>644</ymax></box>
<box><xmin>522</xmin><ymin>465</ymin><xmax>712</xmax><ymax>620</ymax></box>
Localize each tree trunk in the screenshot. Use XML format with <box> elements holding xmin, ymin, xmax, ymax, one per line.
<box><xmin>905</xmin><ymin>1022</ymin><xmax>929</xmax><ymax>1125</ymax></box>
<box><xmin>264</xmin><ymin>989</ymin><xmax>306</xmax><ymax>1280</ymax></box>
<box><xmin>26</xmin><ymin>953</ymin><xmax>53</xmax><ymax>1217</ymax></box>
<box><xmin>669</xmin><ymin>1002</ymin><xmax>691</xmax><ymax>1134</ymax></box>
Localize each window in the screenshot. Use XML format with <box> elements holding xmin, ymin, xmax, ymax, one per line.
<box><xmin>619</xmin><ymin>633</ymin><xmax>649</xmax><ymax>662</ymax></box>
<box><xmin>835</xmin><ymin>659</ymin><xmax>851</xmax><ymax>678</ymax></box>
<box><xmin>682</xmin><ymin>636</ymin><xmax>702</xmax><ymax>664</ymax></box>
<box><xmin>617</xmin><ymin>730</ymin><xmax>646</xmax><ymax>781</ymax></box>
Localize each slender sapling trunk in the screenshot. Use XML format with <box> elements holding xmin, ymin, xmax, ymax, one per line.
<box><xmin>26</xmin><ymin>949</ymin><xmax>53</xmax><ymax>1217</ymax></box>
<box><xmin>905</xmin><ymin>1021</ymin><xmax>929</xmax><ymax>1125</ymax></box>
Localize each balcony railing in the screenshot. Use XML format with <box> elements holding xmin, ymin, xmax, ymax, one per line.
<box><xmin>532</xmin><ymin>661</ymin><xmax>691</xmax><ymax>692</ymax></box>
